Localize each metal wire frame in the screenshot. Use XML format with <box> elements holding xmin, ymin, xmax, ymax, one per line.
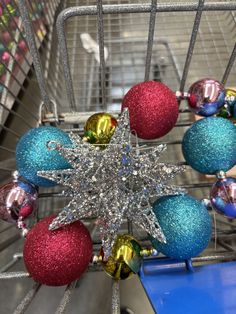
<box><xmin>0</xmin><ymin>235</ymin><xmax>235</xmax><ymax>314</ymax></box>
<box><xmin>15</xmin><ymin>0</ymin><xmax>236</xmax><ymax>111</ymax></box>
<box><xmin>17</xmin><ymin>0</ymin><xmax>53</xmax><ymax>108</ymax></box>
<box><xmin>0</xmin><ymin>113</ymin><xmax>233</xmax><ymax>170</ymax></box>
<box><xmin>0</xmin><ymin>1</ymin><xmax>235</xmax><ymax>313</ymax></box>
<box><xmin>56</xmin><ymin>1</ymin><xmax>236</xmax><ymax>111</ymax></box>
<box><xmin>0</xmin><ymin>0</ymin><xmax>61</xmax><ymax>174</ymax></box>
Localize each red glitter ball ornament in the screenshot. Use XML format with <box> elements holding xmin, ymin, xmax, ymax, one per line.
<box><xmin>122</xmin><ymin>81</ymin><xmax>179</xmax><ymax>139</ymax></box>
<box><xmin>23</xmin><ymin>215</ymin><xmax>93</xmax><ymax>286</ymax></box>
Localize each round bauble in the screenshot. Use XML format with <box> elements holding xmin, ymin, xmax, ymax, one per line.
<box><xmin>2</xmin><ymin>31</ymin><xmax>11</xmax><ymax>44</ymax></box>
<box><xmin>16</xmin><ymin>126</ymin><xmax>72</xmax><ymax>187</ymax></box>
<box><xmin>121</xmin><ymin>81</ymin><xmax>179</xmax><ymax>139</ymax></box>
<box><xmin>187</xmin><ymin>78</ymin><xmax>225</xmax><ymax>117</ymax></box>
<box><xmin>217</xmin><ymin>89</ymin><xmax>236</xmax><ymax>120</ymax></box>
<box><xmin>0</xmin><ymin>180</ymin><xmax>37</xmax><ymax>223</ymax></box>
<box><xmin>14</xmin><ymin>52</ymin><xmax>21</xmax><ymax>63</ymax></box>
<box><xmin>182</xmin><ymin>117</ymin><xmax>236</xmax><ymax>174</ymax></box>
<box><xmin>84</xmin><ymin>112</ymin><xmax>117</xmax><ymax>146</ymax></box>
<box><xmin>150</xmin><ymin>195</ymin><xmax>212</xmax><ymax>260</ymax></box>
<box><xmin>2</xmin><ymin>51</ymin><xmax>10</xmax><ymax>64</ymax></box>
<box><xmin>23</xmin><ymin>215</ymin><xmax>92</xmax><ymax>286</ymax></box>
<box><xmin>210</xmin><ymin>176</ymin><xmax>236</xmax><ymax>218</ymax></box>
<box><xmin>18</xmin><ymin>39</ymin><xmax>27</xmax><ymax>52</ymax></box>
<box><xmin>6</xmin><ymin>4</ymin><xmax>15</xmax><ymax>15</ymax></box>
<box><xmin>101</xmin><ymin>234</ymin><xmax>142</xmax><ymax>280</ymax></box>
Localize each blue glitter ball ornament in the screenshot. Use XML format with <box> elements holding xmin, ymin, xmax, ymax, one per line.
<box><xmin>182</xmin><ymin>117</ymin><xmax>236</xmax><ymax>174</ymax></box>
<box><xmin>16</xmin><ymin>127</ymin><xmax>72</xmax><ymax>187</ymax></box>
<box><xmin>210</xmin><ymin>177</ymin><xmax>236</xmax><ymax>218</ymax></box>
<box><xmin>150</xmin><ymin>195</ymin><xmax>212</xmax><ymax>260</ymax></box>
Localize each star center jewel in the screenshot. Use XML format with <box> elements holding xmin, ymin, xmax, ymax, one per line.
<box><xmin>38</xmin><ymin>109</ymin><xmax>185</xmax><ymax>257</ymax></box>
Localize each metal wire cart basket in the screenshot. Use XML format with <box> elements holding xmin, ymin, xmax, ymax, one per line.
<box><xmin>0</xmin><ymin>0</ymin><xmax>236</xmax><ymax>313</ymax></box>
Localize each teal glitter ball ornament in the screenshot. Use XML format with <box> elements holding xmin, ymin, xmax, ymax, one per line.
<box><xmin>182</xmin><ymin>117</ymin><xmax>236</xmax><ymax>174</ymax></box>
<box><xmin>16</xmin><ymin>127</ymin><xmax>72</xmax><ymax>187</ymax></box>
<box><xmin>150</xmin><ymin>195</ymin><xmax>212</xmax><ymax>260</ymax></box>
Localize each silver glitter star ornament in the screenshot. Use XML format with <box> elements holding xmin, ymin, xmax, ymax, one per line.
<box><xmin>38</xmin><ymin>109</ymin><xmax>185</xmax><ymax>257</ymax></box>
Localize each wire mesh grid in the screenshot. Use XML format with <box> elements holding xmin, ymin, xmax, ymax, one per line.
<box><xmin>0</xmin><ymin>0</ymin><xmax>236</xmax><ymax>313</ymax></box>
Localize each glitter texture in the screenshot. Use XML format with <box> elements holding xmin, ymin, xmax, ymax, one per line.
<box><xmin>38</xmin><ymin>110</ymin><xmax>185</xmax><ymax>257</ymax></box>
<box><xmin>182</xmin><ymin>117</ymin><xmax>236</xmax><ymax>174</ymax></box>
<box><xmin>23</xmin><ymin>215</ymin><xmax>92</xmax><ymax>286</ymax></box>
<box><xmin>151</xmin><ymin>195</ymin><xmax>212</xmax><ymax>260</ymax></box>
<box><xmin>16</xmin><ymin>126</ymin><xmax>72</xmax><ymax>187</ymax></box>
<box><xmin>121</xmin><ymin>81</ymin><xmax>179</xmax><ymax>139</ymax></box>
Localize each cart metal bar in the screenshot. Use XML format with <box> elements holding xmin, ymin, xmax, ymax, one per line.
<box><xmin>0</xmin><ymin>271</ymin><xmax>29</xmax><ymax>279</ymax></box>
<box><xmin>0</xmin><ymin>258</ymin><xmax>19</xmax><ymax>273</ymax></box>
<box><xmin>43</xmin><ymin>106</ymin><xmax>192</xmax><ymax>121</ymax></box>
<box><xmin>222</xmin><ymin>42</ymin><xmax>236</xmax><ymax>85</ymax></box>
<box><xmin>144</xmin><ymin>0</ymin><xmax>157</xmax><ymax>81</ymax></box>
<box><xmin>0</xmin><ymin>41</ymin><xmax>28</xmax><ymax>78</ymax></box>
<box><xmin>0</xmin><ymin>123</ymin><xmax>21</xmax><ymax>138</ymax></box>
<box><xmin>111</xmin><ymin>279</ymin><xmax>120</xmax><ymax>314</ymax></box>
<box><xmin>56</xmin><ymin>15</ymin><xmax>76</xmax><ymax>111</ymax></box>
<box><xmin>0</xmin><ymin>64</ymin><xmax>40</xmax><ymax>112</ymax></box>
<box><xmin>97</xmin><ymin>0</ymin><xmax>106</xmax><ymax>109</ymax></box>
<box><xmin>180</xmin><ymin>0</ymin><xmax>204</xmax><ymax>92</ymax></box>
<box><xmin>193</xmin><ymin>253</ymin><xmax>236</xmax><ymax>262</ymax></box>
<box><xmin>0</xmin><ymin>147</ymin><xmax>15</xmax><ymax>154</ymax></box>
<box><xmin>3</xmin><ymin>1</ymin><xmax>31</xmax><ymax>63</ymax></box>
<box><xmin>180</xmin><ymin>182</ymin><xmax>213</xmax><ymax>189</ymax></box>
<box><xmin>12</xmin><ymin>283</ymin><xmax>41</xmax><ymax>314</ymax></box>
<box><xmin>0</xmin><ymin>16</ymin><xmax>31</xmax><ymax>69</ymax></box>
<box><xmin>27</xmin><ymin>1</ymin><xmax>45</xmax><ymax>45</ymax></box>
<box><xmin>0</xmin><ymin>252</ymin><xmax>22</xmax><ymax>273</ymax></box>
<box><xmin>58</xmin><ymin>3</ymin><xmax>236</xmax><ymax>18</ymax></box>
<box><xmin>56</xmin><ymin>2</ymin><xmax>236</xmax><ymax>110</ymax></box>
<box><xmin>0</xmin><ymin>234</ymin><xmax>21</xmax><ymax>253</ymax></box>
<box><xmin>0</xmin><ymin>100</ymin><xmax>34</xmax><ymax>129</ymax></box>
<box><xmin>0</xmin><ymin>225</ymin><xmax>14</xmax><ymax>235</ymax></box>
<box><xmin>0</xmin><ymin>79</ymin><xmax>39</xmax><ymax>122</ymax></box>
<box><xmin>145</xmin><ymin>253</ymin><xmax>236</xmax><ymax>264</ymax></box>
<box><xmin>42</xmin><ymin>109</ymin><xmax>192</xmax><ymax>125</ymax></box>
<box><xmin>38</xmin><ymin>182</ymin><xmax>212</xmax><ymax>199</ymax></box>
<box><xmin>55</xmin><ymin>281</ymin><xmax>77</xmax><ymax>314</ymax></box>
<box><xmin>217</xmin><ymin>240</ymin><xmax>234</xmax><ymax>252</ymax></box>
<box><xmin>18</xmin><ymin>0</ymin><xmax>51</xmax><ymax>109</ymax></box>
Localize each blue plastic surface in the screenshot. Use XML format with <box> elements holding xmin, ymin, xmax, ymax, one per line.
<box><xmin>139</xmin><ymin>259</ymin><xmax>236</xmax><ymax>314</ymax></box>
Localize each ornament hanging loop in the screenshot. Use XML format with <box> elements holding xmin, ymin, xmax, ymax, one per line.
<box><xmin>38</xmin><ymin>99</ymin><xmax>59</xmax><ymax>126</ymax></box>
<box><xmin>12</xmin><ymin>170</ymin><xmax>19</xmax><ymax>182</ymax></box>
<box><xmin>46</xmin><ymin>140</ymin><xmax>61</xmax><ymax>151</ymax></box>
<box><xmin>216</xmin><ymin>170</ymin><xmax>226</xmax><ymax>179</ymax></box>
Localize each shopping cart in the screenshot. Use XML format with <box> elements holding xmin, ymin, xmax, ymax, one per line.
<box><xmin>0</xmin><ymin>0</ymin><xmax>236</xmax><ymax>313</ymax></box>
